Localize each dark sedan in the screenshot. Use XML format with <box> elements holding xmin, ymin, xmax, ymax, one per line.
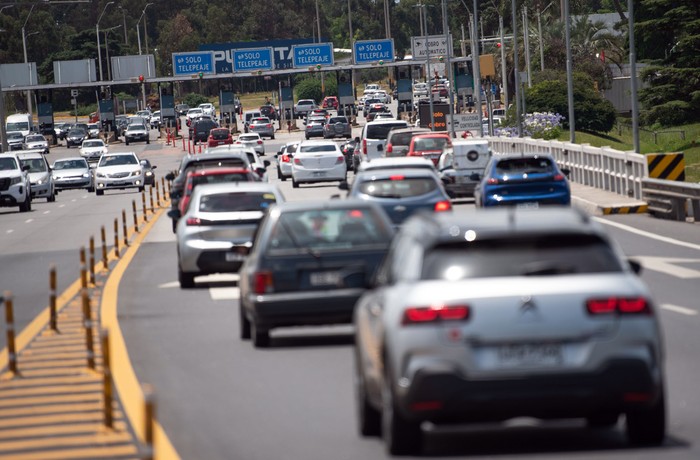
<box><xmin>239</xmin><ymin>200</ymin><xmax>395</xmax><ymax>348</ymax></box>
<box><xmin>65</xmin><ymin>128</ymin><xmax>88</xmax><ymax>148</ymax></box>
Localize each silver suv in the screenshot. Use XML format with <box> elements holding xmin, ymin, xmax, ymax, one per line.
<box><xmin>294</xmin><ymin>99</ymin><xmax>317</xmax><ymax>119</ymax></box>
<box><xmin>354</xmin><ymin>207</ymin><xmax>666</xmax><ymax>455</ymax></box>
<box><xmin>0</xmin><ymin>153</ymin><xmax>32</xmax><ymax>212</ymax></box>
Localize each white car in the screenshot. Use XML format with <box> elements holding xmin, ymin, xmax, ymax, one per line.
<box><xmin>17</xmin><ymin>151</ymin><xmax>55</xmax><ymax>202</ymax></box>
<box><xmin>198</xmin><ymin>103</ymin><xmax>216</xmax><ymax>118</ymax></box>
<box><xmin>0</xmin><ymin>153</ymin><xmax>32</xmax><ymax>212</ymax></box>
<box><xmin>22</xmin><ymin>134</ymin><xmax>49</xmax><ymax>153</ymax></box>
<box><xmin>94</xmin><ymin>151</ymin><xmax>145</xmax><ymax>196</ymax></box>
<box><xmin>235</xmin><ymin>133</ymin><xmax>265</xmax><ymax>155</ymax></box>
<box><xmin>186</xmin><ymin>108</ymin><xmax>204</xmax><ymax>124</ymax></box>
<box><xmin>79</xmin><ymin>139</ymin><xmax>108</xmax><ymax>163</ymax></box>
<box><xmin>291</xmin><ymin>139</ymin><xmax>347</xmax><ymax>188</ymax></box>
<box><xmin>87</xmin><ymin>123</ymin><xmax>100</xmax><ymax>139</ymax></box>
<box><xmin>242</xmin><ymin>149</ymin><xmax>271</xmax><ymax>182</ymax></box>
<box><xmin>276</xmin><ymin>141</ymin><xmax>298</xmax><ymax>181</ymax></box>
<box><xmin>374</xmin><ymin>90</ymin><xmax>390</xmax><ymax>103</ymax></box>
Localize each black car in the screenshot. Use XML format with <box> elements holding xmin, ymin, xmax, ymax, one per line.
<box><xmin>66</xmin><ymin>128</ymin><xmax>88</xmax><ymax>148</ymax></box>
<box><xmin>175</xmin><ymin>104</ymin><xmax>190</xmax><ymax>116</ymax></box>
<box><xmin>260</xmin><ymin>105</ymin><xmax>278</xmax><ymax>121</ymax></box>
<box><xmin>238</xmin><ymin>200</ymin><xmax>395</xmax><ymax>348</ymax></box>
<box><xmin>141</xmin><ymin>159</ymin><xmax>157</xmax><ymax>186</ymax></box>
<box><xmin>190</xmin><ymin>118</ymin><xmax>219</xmax><ymax>144</ymax></box>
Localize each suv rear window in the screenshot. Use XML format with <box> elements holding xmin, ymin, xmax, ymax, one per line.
<box><xmin>193</xmin><ymin>172</ymin><xmax>253</xmax><ymax>187</ymax></box>
<box><xmin>210</xmin><ymin>130</ymin><xmax>230</xmax><ymax>140</ymax></box>
<box><xmin>199</xmin><ymin>192</ymin><xmax>277</xmax><ymax>213</ymax></box>
<box><xmin>421</xmin><ymin>234</ymin><xmax>623</xmax><ymax>280</ymax></box>
<box><xmin>358</xmin><ymin>176</ymin><xmax>438</xmax><ymax>198</ymax></box>
<box><xmin>328</xmin><ymin>117</ymin><xmax>348</xmax><ymax>124</ymax></box>
<box><xmin>413</xmin><ymin>137</ymin><xmax>450</xmax><ymax>151</ymax></box>
<box><xmin>366</xmin><ymin>123</ymin><xmax>409</xmax><ymax>140</ymax></box>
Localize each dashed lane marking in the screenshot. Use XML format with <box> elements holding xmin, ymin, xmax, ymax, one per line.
<box><xmin>210</xmin><ymin>287</ymin><xmax>240</xmax><ymax>300</ymax></box>
<box><xmin>25</xmin><ymin>219</ymin><xmax>33</xmax><ymax>223</ymax></box>
<box><xmin>661</xmin><ymin>304</ymin><xmax>697</xmax><ymax>316</ymax></box>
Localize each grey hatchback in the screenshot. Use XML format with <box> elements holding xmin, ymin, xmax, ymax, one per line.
<box><xmin>353</xmin><ymin>207</ymin><xmax>666</xmax><ymax>455</ymax></box>
<box><xmin>238</xmin><ymin>200</ymin><xmax>395</xmax><ymax>348</ymax></box>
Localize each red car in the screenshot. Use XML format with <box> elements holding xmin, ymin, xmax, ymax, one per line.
<box><xmin>407</xmin><ymin>133</ymin><xmax>453</xmax><ymax>165</ymax></box>
<box><xmin>178</xmin><ymin>167</ymin><xmax>260</xmax><ymax>217</ymax></box>
<box><xmin>207</xmin><ymin>128</ymin><xmax>233</xmax><ymax>147</ymax></box>
<box><xmin>322</xmin><ymin>96</ymin><xmax>338</xmax><ymax>109</ymax></box>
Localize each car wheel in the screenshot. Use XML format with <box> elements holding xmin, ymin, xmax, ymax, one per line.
<box><xmin>178</xmin><ymin>266</ymin><xmax>196</xmax><ymax>289</ymax></box>
<box><xmin>146</xmin><ymin>139</ymin><xmax>150</xmax><ymax>144</ymax></box>
<box><xmin>292</xmin><ymin>178</ymin><xmax>299</xmax><ymax>188</ymax></box>
<box><xmin>47</xmin><ymin>191</ymin><xmax>56</xmax><ymax>202</ymax></box>
<box><xmin>278</xmin><ymin>167</ymin><xmax>286</xmax><ymax>181</ymax></box>
<box><xmin>382</xmin><ymin>365</ymin><xmax>422</xmax><ymax>455</ymax></box>
<box><xmin>355</xmin><ymin>349</ymin><xmax>381</xmax><ymax>436</ymax></box>
<box><xmin>251</xmin><ymin>321</ymin><xmax>270</xmax><ymax>348</ymax></box>
<box><xmin>625</xmin><ymin>387</ymin><xmax>666</xmax><ymax>445</ymax></box>
<box><xmin>87</xmin><ymin>185</ymin><xmax>95</xmax><ymax>193</ymax></box>
<box><xmin>125</xmin><ymin>140</ymin><xmax>129</xmax><ymax>146</ymax></box>
<box><xmin>239</xmin><ymin>306</ymin><xmax>251</xmax><ymax>340</ymax></box>
<box><xmin>271</xmin><ymin>135</ymin><xmax>275</xmax><ymax>140</ymax></box>
<box><xmin>305</xmin><ymin>135</ymin><xmax>309</xmax><ymax>140</ymax></box>
<box><xmin>96</xmin><ymin>189</ymin><xmax>104</xmax><ymax>196</ymax></box>
<box><xmin>19</xmin><ymin>195</ymin><xmax>31</xmax><ymax>213</ymax></box>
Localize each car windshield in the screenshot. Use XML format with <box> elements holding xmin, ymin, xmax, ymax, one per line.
<box><xmin>100</xmin><ymin>155</ymin><xmax>137</xmax><ymax>167</ymax></box>
<box><xmin>269</xmin><ymin>208</ymin><xmax>392</xmax><ymax>251</ymax></box>
<box><xmin>20</xmin><ymin>158</ymin><xmax>47</xmax><ymax>172</ymax></box>
<box><xmin>83</xmin><ymin>141</ymin><xmax>104</xmax><ymax>148</ymax></box>
<box><xmin>54</xmin><ymin>159</ymin><xmax>87</xmax><ymax>170</ymax></box>
<box><xmin>69</xmin><ymin>129</ymin><xmax>87</xmax><ymax>135</ymax></box>
<box><xmin>366</xmin><ymin>123</ymin><xmax>409</xmax><ymax>140</ymax></box>
<box><xmin>0</xmin><ymin>157</ymin><xmax>18</xmax><ymax>170</ymax></box>
<box><xmin>357</xmin><ymin>176</ymin><xmax>438</xmax><ymax>198</ymax></box>
<box><xmin>421</xmin><ymin>234</ymin><xmax>624</xmax><ymax>280</ymax></box>
<box><xmin>496</xmin><ymin>157</ymin><xmax>554</xmax><ymax>174</ymax></box>
<box><xmin>198</xmin><ymin>191</ymin><xmax>277</xmax><ymax>213</ymax></box>
<box><xmin>413</xmin><ymin>137</ymin><xmax>450</xmax><ymax>151</ymax></box>
<box><xmin>328</xmin><ymin>117</ymin><xmax>348</xmax><ymax>124</ymax></box>
<box><xmin>191</xmin><ymin>172</ymin><xmax>253</xmax><ymax>189</ymax></box>
<box><xmin>239</xmin><ymin>135</ymin><xmax>258</xmax><ymax>142</ymax></box>
<box><xmin>25</xmin><ymin>135</ymin><xmax>44</xmax><ymax>142</ymax></box>
<box><xmin>7</xmin><ymin>132</ymin><xmax>24</xmax><ymax>140</ymax></box>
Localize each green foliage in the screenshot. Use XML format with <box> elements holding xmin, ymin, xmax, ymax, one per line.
<box><xmin>294</xmin><ymin>75</ymin><xmax>337</xmax><ymax>102</ymax></box>
<box><xmin>182</xmin><ymin>93</ymin><xmax>209</xmax><ymax>108</ymax></box>
<box><xmin>525</xmin><ymin>72</ymin><xmax>616</xmax><ymax>133</ymax></box>
<box><xmin>640</xmin><ymin>101</ymin><xmax>693</xmax><ymax>127</ymax></box>
<box><xmin>71</xmin><ymin>104</ymin><xmax>97</xmax><ymax>117</ymax></box>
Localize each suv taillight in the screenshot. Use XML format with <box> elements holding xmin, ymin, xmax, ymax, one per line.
<box><xmin>402</xmin><ymin>305</ymin><xmax>470</xmax><ymax>325</ymax></box>
<box><xmin>254</xmin><ymin>271</ymin><xmax>274</xmax><ymax>294</ymax></box>
<box><xmin>586</xmin><ymin>297</ymin><xmax>651</xmax><ymax>315</ymax></box>
<box><xmin>434</xmin><ymin>200</ymin><xmax>452</xmax><ymax>212</ymax></box>
<box><xmin>386</xmin><ymin>143</ymin><xmax>393</xmax><ymax>153</ymax></box>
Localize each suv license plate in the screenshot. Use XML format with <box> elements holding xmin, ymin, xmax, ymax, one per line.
<box><xmin>309</xmin><ymin>271</ymin><xmax>340</xmax><ymax>286</ymax></box>
<box><xmin>225</xmin><ymin>252</ymin><xmax>245</xmax><ymax>262</ymax></box>
<box><xmin>517</xmin><ymin>202</ymin><xmax>539</xmax><ymax>209</ymax></box>
<box><xmin>497</xmin><ymin>343</ymin><xmax>562</xmax><ymax>368</ymax></box>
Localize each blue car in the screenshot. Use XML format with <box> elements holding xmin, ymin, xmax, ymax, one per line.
<box><xmin>340</xmin><ymin>167</ymin><xmax>452</xmax><ymax>226</ymax></box>
<box><xmin>474</xmin><ymin>153</ymin><xmax>571</xmax><ymax>208</ymax></box>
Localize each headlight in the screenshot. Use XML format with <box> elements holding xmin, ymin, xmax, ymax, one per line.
<box><xmin>82</xmin><ymin>173</ymin><xmax>90</xmax><ymax>178</ymax></box>
<box><xmin>96</xmin><ymin>172</ymin><xmax>105</xmax><ymax>178</ymax></box>
<box><xmin>10</xmin><ymin>177</ymin><xmax>22</xmax><ymax>185</ymax></box>
<box><xmin>145</xmin><ymin>171</ymin><xmax>153</xmax><ymax>177</ymax></box>
<box><xmin>36</xmin><ymin>179</ymin><xmax>44</xmax><ymax>185</ymax></box>
<box><xmin>130</xmin><ymin>169</ymin><xmax>142</xmax><ymax>177</ymax></box>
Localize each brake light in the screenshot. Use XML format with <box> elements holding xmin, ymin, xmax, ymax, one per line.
<box><xmin>434</xmin><ymin>200</ymin><xmax>452</xmax><ymax>212</ymax></box>
<box><xmin>282</xmin><ymin>154</ymin><xmax>290</xmax><ymax>163</ymax></box>
<box><xmin>389</xmin><ymin>175</ymin><xmax>404</xmax><ymax>181</ymax></box>
<box><xmin>185</xmin><ymin>217</ymin><xmax>202</xmax><ymax>226</ymax></box>
<box><xmin>294</xmin><ymin>158</ymin><xmax>302</xmax><ymax>165</ymax></box>
<box><xmin>336</xmin><ymin>156</ymin><xmax>344</xmax><ymax>164</ymax></box>
<box><xmin>487</xmin><ymin>178</ymin><xmax>500</xmax><ymax>184</ymax></box>
<box><xmin>257</xmin><ymin>140</ymin><xmax>263</xmax><ymax>145</ymax></box>
<box><xmin>362</xmin><ymin>138</ymin><xmax>367</xmax><ymax>155</ymax></box>
<box><xmin>553</xmin><ymin>173</ymin><xmax>566</xmax><ymax>181</ymax></box>
<box><xmin>266</xmin><ymin>124</ymin><xmax>272</xmax><ymax>128</ymax></box>
<box><xmin>402</xmin><ymin>305</ymin><xmax>470</xmax><ymax>325</ymax></box>
<box><xmin>253</xmin><ymin>271</ymin><xmax>274</xmax><ymax>294</ymax></box>
<box><xmin>385</xmin><ymin>143</ymin><xmax>393</xmax><ymax>153</ymax></box>
<box><xmin>586</xmin><ymin>297</ymin><xmax>651</xmax><ymax>315</ymax></box>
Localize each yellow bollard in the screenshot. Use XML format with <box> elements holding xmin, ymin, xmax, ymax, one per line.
<box><xmin>132</xmin><ymin>200</ymin><xmax>139</xmax><ymax>233</ymax></box>
<box><xmin>49</xmin><ymin>265</ymin><xmax>58</xmax><ymax>332</ymax></box>
<box><xmin>81</xmin><ymin>289</ymin><xmax>95</xmax><ymax>370</ymax></box>
<box><xmin>80</xmin><ymin>247</ymin><xmax>87</xmax><ymax>289</ymax></box>
<box><xmin>102</xmin><ymin>330</ymin><xmax>113</xmax><ymax>428</ymax></box>
<box><xmin>155</xmin><ymin>181</ymin><xmax>161</xmax><ymax>208</ymax></box>
<box><xmin>101</xmin><ymin>226</ymin><xmax>108</xmax><ymax>270</ymax></box>
<box><xmin>142</xmin><ymin>191</ymin><xmax>148</xmax><ymax>223</ymax></box>
<box><xmin>113</xmin><ymin>218</ymin><xmax>120</xmax><ymax>258</ymax></box>
<box><xmin>3</xmin><ymin>291</ymin><xmax>19</xmax><ymax>375</ymax></box>
<box><xmin>143</xmin><ymin>383</ymin><xmax>156</xmax><ymax>460</ymax></box>
<box><xmin>149</xmin><ymin>186</ymin><xmax>155</xmax><ymax>213</ymax></box>
<box><xmin>89</xmin><ymin>237</ymin><xmax>96</xmax><ymax>285</ymax></box>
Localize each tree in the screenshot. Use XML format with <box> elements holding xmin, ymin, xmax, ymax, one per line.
<box><xmin>636</xmin><ymin>0</ymin><xmax>700</xmax><ymax>126</ymax></box>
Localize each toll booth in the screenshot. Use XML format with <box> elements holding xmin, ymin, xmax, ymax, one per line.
<box><xmin>279</xmin><ymin>84</ymin><xmax>294</xmax><ymax>126</ymax></box>
<box><xmin>394</xmin><ymin>65</ymin><xmax>415</xmax><ymax>116</ymax></box>
<box><xmin>219</xmin><ymin>89</ymin><xmax>237</xmax><ymax>132</ymax></box>
<box><xmin>160</xmin><ymin>86</ymin><xmax>177</xmax><ymax>136</ymax></box>
<box><xmin>336</xmin><ymin>70</ymin><xmax>356</xmax><ymax>117</ymax></box>
<box><xmin>37</xmin><ymin>92</ymin><xmax>56</xmax><ymax>145</ymax></box>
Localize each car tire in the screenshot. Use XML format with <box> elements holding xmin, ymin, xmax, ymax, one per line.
<box><xmin>178</xmin><ymin>266</ymin><xmax>196</xmax><ymax>289</ymax></box>
<box><xmin>239</xmin><ymin>306</ymin><xmax>251</xmax><ymax>340</ymax></box>
<box><xmin>19</xmin><ymin>195</ymin><xmax>31</xmax><ymax>213</ymax></box>
<box><xmin>271</xmin><ymin>135</ymin><xmax>275</xmax><ymax>140</ymax></box>
<box><xmin>382</xmin><ymin>365</ymin><xmax>422</xmax><ymax>455</ymax></box>
<box><xmin>48</xmin><ymin>190</ymin><xmax>56</xmax><ymax>202</ymax></box>
<box><xmin>251</xmin><ymin>321</ymin><xmax>270</xmax><ymax>348</ymax></box>
<box><xmin>171</xmin><ymin>218</ymin><xmax>178</xmax><ymax>233</ymax></box>
<box><xmin>96</xmin><ymin>189</ymin><xmax>104</xmax><ymax>196</ymax></box>
<box><xmin>625</xmin><ymin>387</ymin><xmax>666</xmax><ymax>445</ymax></box>
<box><xmin>278</xmin><ymin>167</ymin><xmax>286</xmax><ymax>181</ymax></box>
<box><xmin>87</xmin><ymin>185</ymin><xmax>95</xmax><ymax>193</ymax></box>
<box><xmin>292</xmin><ymin>178</ymin><xmax>299</xmax><ymax>189</ymax></box>
<box><xmin>355</xmin><ymin>349</ymin><xmax>381</xmax><ymax>437</ymax></box>
<box><xmin>147</xmin><ymin>139</ymin><xmax>150</xmax><ymax>144</ymax></box>
<box><xmin>125</xmin><ymin>140</ymin><xmax>129</xmax><ymax>146</ymax></box>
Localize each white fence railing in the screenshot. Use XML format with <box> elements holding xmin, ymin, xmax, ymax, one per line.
<box><xmin>486</xmin><ymin>136</ymin><xmax>648</xmax><ymax>200</ymax></box>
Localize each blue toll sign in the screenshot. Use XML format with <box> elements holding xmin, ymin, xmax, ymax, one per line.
<box><xmin>292</xmin><ymin>43</ymin><xmax>334</xmax><ymax>68</ymax></box>
<box><xmin>172</xmin><ymin>52</ymin><xmax>215</xmax><ymax>76</ymax></box>
<box><xmin>233</xmin><ymin>48</ymin><xmax>274</xmax><ymax>73</ymax></box>
<box><xmin>353</xmin><ymin>39</ymin><xmax>395</xmax><ymax>65</ymax></box>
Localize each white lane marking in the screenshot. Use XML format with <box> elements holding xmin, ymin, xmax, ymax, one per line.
<box><xmin>595</xmin><ymin>217</ymin><xmax>700</xmax><ymax>252</ymax></box>
<box><xmin>25</xmin><ymin>219</ymin><xmax>33</xmax><ymax>223</ymax></box>
<box><xmin>661</xmin><ymin>304</ymin><xmax>698</xmax><ymax>316</ymax></box>
<box><xmin>159</xmin><ymin>281</ymin><xmax>181</xmax><ymax>288</ymax></box>
<box><xmin>210</xmin><ymin>287</ymin><xmax>240</xmax><ymax>300</ymax></box>
<box><xmin>43</xmin><ymin>210</ymin><xmax>50</xmax><ymax>214</ymax></box>
<box><xmin>634</xmin><ymin>256</ymin><xmax>700</xmax><ymax>279</ymax></box>
<box><xmin>59</xmin><ymin>204</ymin><xmax>66</xmax><ymax>208</ymax></box>
<box><xmin>6</xmin><ymin>229</ymin><xmax>13</xmax><ymax>234</ymax></box>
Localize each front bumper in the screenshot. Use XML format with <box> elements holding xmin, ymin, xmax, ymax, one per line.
<box><xmin>125</xmin><ymin>134</ymin><xmax>149</xmax><ymax>142</ymax></box>
<box><xmin>55</xmin><ymin>176</ymin><xmax>92</xmax><ymax>190</ymax></box>
<box><xmin>30</xmin><ymin>181</ymin><xmax>52</xmax><ymax>198</ymax></box>
<box><xmin>0</xmin><ymin>184</ymin><xmax>27</xmax><ymax>207</ymax></box>
<box><xmin>95</xmin><ymin>174</ymin><xmax>144</xmax><ymax>190</ymax></box>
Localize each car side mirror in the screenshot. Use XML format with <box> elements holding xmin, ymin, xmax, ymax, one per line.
<box><xmin>263</xmin><ymin>160</ymin><xmax>270</xmax><ymax>168</ymax></box>
<box><xmin>167</xmin><ymin>209</ymin><xmax>181</xmax><ymax>220</ymax></box>
<box><xmin>561</xmin><ymin>168</ymin><xmax>571</xmax><ymax>177</ymax></box>
<box><xmin>338</xmin><ymin>181</ymin><xmax>349</xmax><ymax>191</ymax></box>
<box><xmin>165</xmin><ymin>172</ymin><xmax>175</xmax><ymax>181</ymax></box>
<box><xmin>354</xmin><ymin>136</ymin><xmax>360</xmax><ymax>143</ymax></box>
<box><xmin>256</xmin><ymin>167</ymin><xmax>266</xmax><ymax>176</ymax></box>
<box><xmin>22</xmin><ymin>165</ymin><xmax>30</xmax><ymax>171</ymax></box>
<box><xmin>151</xmin><ymin>165</ymin><xmax>157</xmax><ymax>170</ymax></box>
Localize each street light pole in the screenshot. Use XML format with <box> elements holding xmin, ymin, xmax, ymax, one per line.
<box><xmin>472</xmin><ymin>0</ymin><xmax>482</xmax><ymax>136</ymax></box>
<box><xmin>137</xmin><ymin>3</ymin><xmax>153</xmax><ymax>56</ymax></box>
<box><xmin>118</xmin><ymin>6</ymin><xmax>128</xmax><ymax>45</ymax></box>
<box><xmin>564</xmin><ymin>0</ymin><xmax>575</xmax><ymax>142</ymax></box>
<box><xmin>442</xmin><ymin>0</ymin><xmax>455</xmax><ymax>137</ymax></box>
<box><xmin>628</xmin><ymin>0</ymin><xmax>640</xmax><ymax>153</ymax></box>
<box><xmin>511</xmin><ymin>0</ymin><xmax>522</xmax><ymax>137</ymax></box>
<box><xmin>21</xmin><ymin>3</ymin><xmax>39</xmax><ymax>116</ymax></box>
<box><xmin>417</xmin><ymin>2</ymin><xmax>435</xmax><ymax>131</ymax></box>
<box><xmin>104</xmin><ymin>25</ymin><xmax>122</xmax><ymax>81</ymax></box>
<box><xmin>96</xmin><ymin>1</ymin><xmax>114</xmax><ymax>82</ymax></box>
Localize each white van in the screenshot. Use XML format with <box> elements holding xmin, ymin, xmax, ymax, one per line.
<box><xmin>437</xmin><ymin>139</ymin><xmax>492</xmax><ymax>198</ymax></box>
<box><xmin>6</xmin><ymin>113</ymin><xmax>34</xmax><ymax>137</ymax></box>
<box><xmin>356</xmin><ymin>119</ymin><xmax>409</xmax><ymax>162</ymax></box>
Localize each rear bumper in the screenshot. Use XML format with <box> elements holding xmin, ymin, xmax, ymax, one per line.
<box><xmin>245</xmin><ymin>288</ymin><xmax>364</xmax><ymax>329</ymax></box>
<box><xmin>394</xmin><ymin>358</ymin><xmax>662</xmax><ymax>423</ymax></box>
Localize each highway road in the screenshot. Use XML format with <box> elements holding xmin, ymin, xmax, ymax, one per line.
<box><xmin>2</xmin><ymin>120</ymin><xmax>700</xmax><ymax>459</ymax></box>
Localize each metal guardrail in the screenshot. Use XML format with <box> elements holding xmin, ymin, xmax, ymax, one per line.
<box><xmin>486</xmin><ymin>136</ymin><xmax>648</xmax><ymax>200</ymax></box>
<box><xmin>642</xmin><ymin>178</ymin><xmax>700</xmax><ymax>222</ymax></box>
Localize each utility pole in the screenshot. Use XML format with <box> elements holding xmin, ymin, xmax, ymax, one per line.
<box><xmin>472</xmin><ymin>0</ymin><xmax>482</xmax><ymax>136</ymax></box>
<box><xmin>564</xmin><ymin>0</ymin><xmax>575</xmax><ymax>142</ymax></box>
<box><xmin>418</xmin><ymin>2</ymin><xmax>435</xmax><ymax>131</ymax></box>
<box><xmin>523</xmin><ymin>6</ymin><xmax>532</xmax><ymax>88</ymax></box>
<box><xmin>628</xmin><ymin>0</ymin><xmax>640</xmax><ymax>153</ymax></box>
<box><xmin>442</xmin><ymin>0</ymin><xmax>455</xmax><ymax>137</ymax></box>
<box><xmin>511</xmin><ymin>0</ymin><xmax>522</xmax><ymax>137</ymax></box>
<box><xmin>499</xmin><ymin>15</ymin><xmax>508</xmax><ymax>107</ymax></box>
